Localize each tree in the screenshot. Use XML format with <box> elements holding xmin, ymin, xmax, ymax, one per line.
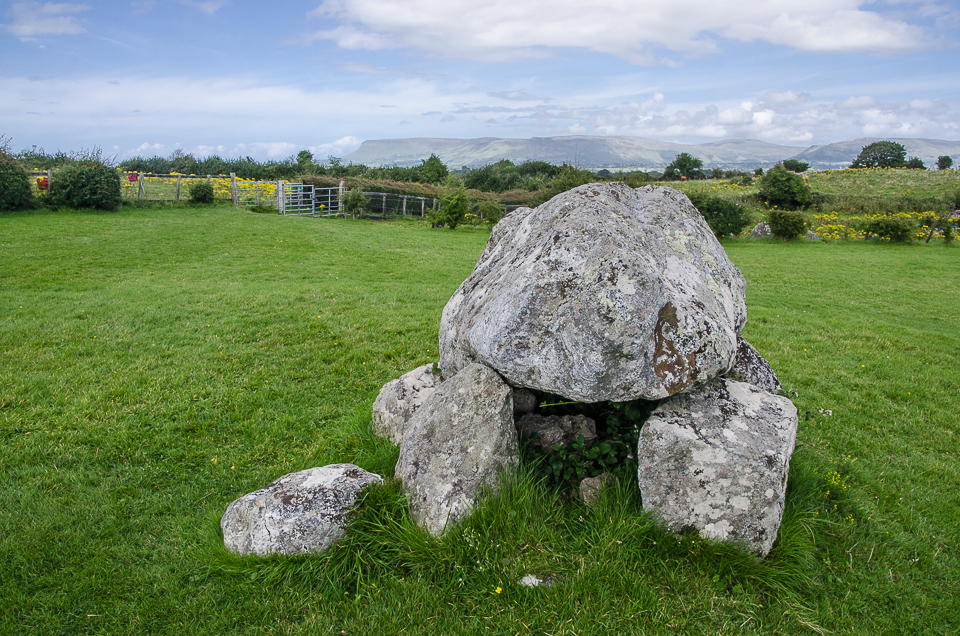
<box><xmin>419</xmin><ymin>153</ymin><xmax>449</xmax><ymax>184</ymax></box>
<box><xmin>296</xmin><ymin>150</ymin><xmax>314</xmax><ymax>171</ymax></box>
<box><xmin>850</xmin><ymin>141</ymin><xmax>907</xmax><ymax>169</ymax></box>
<box><xmin>905</xmin><ymin>157</ymin><xmax>926</xmax><ymax>170</ymax></box>
<box><xmin>662</xmin><ymin>153</ymin><xmax>704</xmax><ymax>180</ymax></box>
<box><xmin>781</xmin><ymin>159</ymin><xmax>809</xmax><ymax>173</ymax></box>
<box><xmin>937</xmin><ymin>155</ymin><xmax>953</xmax><ymax>170</ymax></box>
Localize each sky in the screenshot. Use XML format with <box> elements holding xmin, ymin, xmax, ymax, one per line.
<box><xmin>1</xmin><ymin>0</ymin><xmax>958</xmax><ymax>162</ymax></box>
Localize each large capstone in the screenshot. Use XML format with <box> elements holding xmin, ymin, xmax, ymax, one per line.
<box><xmin>439</xmin><ymin>183</ymin><xmax>746</xmax><ymax>402</ymax></box>
<box><xmin>395</xmin><ymin>363</ymin><xmax>519</xmax><ymax>536</ymax></box>
<box><xmin>636</xmin><ymin>378</ymin><xmax>798</xmax><ymax>557</ymax></box>
<box><xmin>221</xmin><ymin>464</ymin><xmax>382</xmax><ymax>556</ymax></box>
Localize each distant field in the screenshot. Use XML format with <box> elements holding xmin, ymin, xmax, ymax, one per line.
<box><xmin>2</xmin><ymin>207</ymin><xmax>958</xmax><ymax>634</ymax></box>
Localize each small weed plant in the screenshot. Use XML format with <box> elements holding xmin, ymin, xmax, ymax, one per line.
<box><xmin>518</xmin><ymin>392</ymin><xmax>657</xmax><ymax>492</ymax></box>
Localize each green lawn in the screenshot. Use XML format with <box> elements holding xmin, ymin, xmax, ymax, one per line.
<box><xmin>2</xmin><ymin>205</ymin><xmax>958</xmax><ymax>634</ymax></box>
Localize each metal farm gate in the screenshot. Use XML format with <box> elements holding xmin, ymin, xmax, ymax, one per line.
<box><xmin>234</xmin><ymin>181</ymin><xmax>341</xmax><ymax>217</ymax></box>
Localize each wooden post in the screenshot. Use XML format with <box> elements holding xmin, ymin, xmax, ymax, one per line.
<box><xmin>47</xmin><ymin>169</ymin><xmax>52</xmax><ymax>190</ymax></box>
<box><xmin>402</xmin><ymin>195</ymin><xmax>407</xmax><ymax>216</ymax></box>
<box><xmin>382</xmin><ymin>194</ymin><xmax>386</xmax><ymax>217</ymax></box>
<box><xmin>278</xmin><ymin>180</ymin><xmax>285</xmax><ymax>215</ymax></box>
<box><xmin>175</xmin><ymin>175</ymin><xmax>182</xmax><ymax>202</ymax></box>
<box><xmin>137</xmin><ymin>173</ymin><xmax>144</xmax><ymax>201</ymax></box>
<box><xmin>421</xmin><ymin>198</ymin><xmax>425</xmax><ymax>217</ymax></box>
<box><xmin>255</xmin><ymin>182</ymin><xmax>260</xmax><ymax>207</ymax></box>
<box><xmin>230</xmin><ymin>173</ymin><xmax>238</xmax><ymax>206</ymax></box>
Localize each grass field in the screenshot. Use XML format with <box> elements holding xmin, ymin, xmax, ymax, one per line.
<box><xmin>2</xmin><ymin>205</ymin><xmax>959</xmax><ymax>634</ymax></box>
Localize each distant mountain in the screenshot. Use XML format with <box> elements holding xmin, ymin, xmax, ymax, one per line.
<box><xmin>791</xmin><ymin>138</ymin><xmax>960</xmax><ymax>169</ymax></box>
<box><xmin>342</xmin><ymin>135</ymin><xmax>960</xmax><ymax>171</ymax></box>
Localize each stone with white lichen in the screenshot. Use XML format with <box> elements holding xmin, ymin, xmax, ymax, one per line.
<box><xmin>438</xmin><ymin>182</ymin><xmax>746</xmax><ymax>402</ymax></box>
<box><xmin>636</xmin><ymin>377</ymin><xmax>798</xmax><ymax>557</ymax></box>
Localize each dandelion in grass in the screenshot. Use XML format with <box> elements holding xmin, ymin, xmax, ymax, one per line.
<box><xmin>495</xmin><ymin>587</ymin><xmax>502</xmax><ymax>594</ymax></box>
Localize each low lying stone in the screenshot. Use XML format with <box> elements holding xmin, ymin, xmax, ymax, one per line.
<box><xmin>637</xmin><ymin>378</ymin><xmax>798</xmax><ymax>557</ymax></box>
<box><xmin>723</xmin><ymin>337</ymin><xmax>783</xmax><ymax>394</ymax></box>
<box><xmin>513</xmin><ymin>389</ymin><xmax>538</xmax><ymax>415</ymax></box>
<box><xmin>579</xmin><ymin>472</ymin><xmax>616</xmax><ymax>505</ymax></box>
<box><xmin>749</xmin><ymin>222</ymin><xmax>772</xmax><ymax>238</ymax></box>
<box><xmin>395</xmin><ymin>363</ymin><xmax>519</xmax><ymax>536</ymax></box>
<box><xmin>516</xmin><ymin>413</ymin><xmax>597</xmax><ymax>452</ymax></box>
<box><xmin>372</xmin><ymin>363</ymin><xmax>444</xmax><ymax>445</ymax></box>
<box><xmin>221</xmin><ymin>464</ymin><xmax>382</xmax><ymax>556</ymax></box>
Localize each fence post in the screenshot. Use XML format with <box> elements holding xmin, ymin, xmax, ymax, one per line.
<box><xmin>402</xmin><ymin>196</ymin><xmax>407</xmax><ymax>216</ymax></box>
<box><xmin>278</xmin><ymin>180</ymin><xmax>285</xmax><ymax>215</ymax></box>
<box><xmin>47</xmin><ymin>169</ymin><xmax>52</xmax><ymax>191</ymax></box>
<box><xmin>175</xmin><ymin>175</ymin><xmax>182</xmax><ymax>202</ymax></box>
<box><xmin>382</xmin><ymin>194</ymin><xmax>386</xmax><ymax>217</ymax></box>
<box><xmin>421</xmin><ymin>198</ymin><xmax>425</xmax><ymax>217</ymax></box>
<box><xmin>230</xmin><ymin>173</ymin><xmax>238</xmax><ymax>207</ymax></box>
<box><xmin>338</xmin><ymin>180</ymin><xmax>344</xmax><ymax>217</ymax></box>
<box><xmin>137</xmin><ymin>173</ymin><xmax>144</xmax><ymax>201</ymax></box>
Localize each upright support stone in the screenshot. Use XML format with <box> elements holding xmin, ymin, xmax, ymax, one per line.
<box><xmin>637</xmin><ymin>378</ymin><xmax>798</xmax><ymax>557</ymax></box>
<box><xmin>395</xmin><ymin>363</ymin><xmax>518</xmax><ymax>536</ymax></box>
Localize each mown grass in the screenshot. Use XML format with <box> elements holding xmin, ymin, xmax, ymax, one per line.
<box><xmin>2</xmin><ymin>206</ymin><xmax>958</xmax><ymax>634</ymax></box>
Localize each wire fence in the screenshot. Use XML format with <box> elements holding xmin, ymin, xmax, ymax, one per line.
<box><xmin>26</xmin><ymin>170</ymin><xmax>525</xmax><ymax>221</ymax></box>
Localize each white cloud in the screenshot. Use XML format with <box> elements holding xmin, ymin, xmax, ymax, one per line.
<box><xmin>836</xmin><ymin>96</ymin><xmax>878</xmax><ymax>110</ymax></box>
<box><xmin>759</xmin><ymin>91</ymin><xmax>811</xmax><ymax>108</ymax></box>
<box><xmin>337</xmin><ymin>61</ymin><xmax>446</xmax><ymax>81</ymax></box>
<box><xmin>180</xmin><ymin>1</ymin><xmax>226</xmax><ymax>15</ymax></box>
<box><xmin>303</xmin><ymin>0</ymin><xmax>931</xmax><ymax>64</ymax></box>
<box><xmin>3</xmin><ymin>2</ymin><xmax>91</xmax><ymax>38</ymax></box>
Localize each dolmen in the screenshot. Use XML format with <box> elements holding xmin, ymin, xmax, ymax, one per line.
<box><xmin>374</xmin><ymin>182</ymin><xmax>797</xmax><ymax>557</ymax></box>
<box><xmin>223</xmin><ymin>182</ymin><xmax>797</xmax><ymax>559</ymax></box>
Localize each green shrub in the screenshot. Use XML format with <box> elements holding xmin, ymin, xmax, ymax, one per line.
<box><xmin>767</xmin><ymin>208</ymin><xmax>806</xmax><ymax>239</ymax></box>
<box><xmin>905</xmin><ymin>157</ymin><xmax>926</xmax><ymax>170</ymax></box>
<box><xmin>188</xmin><ymin>180</ymin><xmax>215</xmax><ymax>204</ymax></box>
<box><xmin>519</xmin><ymin>394</ymin><xmax>656</xmax><ymax>491</ymax></box>
<box><xmin>341</xmin><ymin>187</ymin><xmax>368</xmax><ymax>218</ymax></box>
<box><xmin>48</xmin><ymin>161</ymin><xmax>121</xmax><ymax>211</ymax></box>
<box><xmin>429</xmin><ymin>187</ymin><xmax>469</xmax><ymax>229</ymax></box>
<box><xmin>475</xmin><ymin>199</ymin><xmax>504</xmax><ymax>225</ymax></box>
<box><xmin>0</xmin><ymin>151</ymin><xmax>33</xmax><ymax>211</ymax></box>
<box><xmin>759</xmin><ymin>164</ymin><xmax>813</xmax><ymax>209</ymax></box>
<box><xmin>854</xmin><ymin>216</ymin><xmax>916</xmax><ymax>242</ymax></box>
<box><xmin>686</xmin><ymin>192</ymin><xmax>750</xmax><ymax>237</ymax></box>
<box><xmin>781</xmin><ymin>159</ymin><xmax>809</xmax><ymax>173</ymax></box>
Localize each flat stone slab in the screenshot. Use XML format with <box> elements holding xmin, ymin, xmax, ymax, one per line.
<box><xmin>637</xmin><ymin>378</ymin><xmax>798</xmax><ymax>557</ymax></box>
<box><xmin>221</xmin><ymin>464</ymin><xmax>382</xmax><ymax>556</ymax></box>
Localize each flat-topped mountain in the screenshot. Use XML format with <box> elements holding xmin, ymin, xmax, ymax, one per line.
<box><xmin>342</xmin><ymin>136</ymin><xmax>960</xmax><ymax>171</ymax></box>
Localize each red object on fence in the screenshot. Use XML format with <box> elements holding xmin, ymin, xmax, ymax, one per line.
<box><xmin>36</xmin><ymin>177</ymin><xmax>48</xmax><ymax>190</ymax></box>
<box><xmin>128</xmin><ymin>174</ymin><xmax>139</xmax><ymax>181</ymax></box>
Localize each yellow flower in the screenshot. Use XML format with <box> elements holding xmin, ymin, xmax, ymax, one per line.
<box><xmin>495</xmin><ymin>587</ymin><xmax>502</xmax><ymax>594</ymax></box>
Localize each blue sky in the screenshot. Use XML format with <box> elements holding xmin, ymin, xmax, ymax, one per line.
<box><xmin>1</xmin><ymin>0</ymin><xmax>958</xmax><ymax>162</ymax></box>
